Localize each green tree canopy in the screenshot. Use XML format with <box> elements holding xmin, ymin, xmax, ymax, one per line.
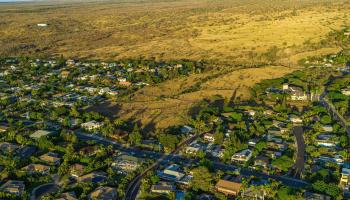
<box><xmin>190</xmin><ymin>166</ymin><xmax>213</xmax><ymax>192</ymax></box>
<box><xmin>129</xmin><ymin>124</ymin><xmax>142</xmax><ymax>145</ymax></box>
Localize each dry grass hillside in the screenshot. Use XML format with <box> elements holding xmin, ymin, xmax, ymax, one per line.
<box><xmin>0</xmin><ymin>0</ymin><xmax>349</xmax><ymax>65</ymax></box>
<box><xmin>90</xmin><ymin>65</ymin><xmax>295</xmax><ymax>129</ymax></box>
<box><xmin>2</xmin><ymin>0</ymin><xmax>349</xmax><ymax>129</ymax></box>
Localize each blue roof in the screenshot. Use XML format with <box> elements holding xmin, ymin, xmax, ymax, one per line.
<box><xmin>176</xmin><ymin>191</ymin><xmax>185</xmax><ymax>200</ymax></box>
<box><xmin>344</xmin><ymin>162</ymin><xmax>350</xmax><ymax>168</ymax></box>
<box><xmin>92</xmin><ymin>176</ymin><xmax>106</xmax><ymax>183</ymax></box>
<box><xmin>18</xmin><ymin>146</ymin><xmax>37</xmax><ymax>158</ymax></box>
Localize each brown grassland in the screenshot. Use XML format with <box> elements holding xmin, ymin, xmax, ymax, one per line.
<box><xmin>0</xmin><ymin>0</ymin><xmax>349</xmax><ymax>65</ymax></box>
<box><xmin>89</xmin><ymin>65</ymin><xmax>296</xmax><ymax>129</ymax></box>
<box><xmin>1</xmin><ymin>0</ymin><xmax>350</xmax><ymax>128</ymax></box>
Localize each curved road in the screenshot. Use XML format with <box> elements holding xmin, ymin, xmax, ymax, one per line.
<box><xmin>30</xmin><ymin>183</ymin><xmax>59</xmax><ymax>200</ymax></box>
<box><xmin>75</xmin><ymin>131</ymin><xmax>310</xmax><ymax>200</ymax></box>
<box><xmin>124</xmin><ymin>133</ymin><xmax>203</xmax><ymax>200</ymax></box>
<box><xmin>291</xmin><ymin>126</ymin><xmax>305</xmax><ymax>178</ymax></box>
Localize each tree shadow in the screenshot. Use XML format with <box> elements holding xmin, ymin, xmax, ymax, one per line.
<box><xmin>187</xmin><ymin>95</ymin><xmax>226</xmax><ymax>117</ymax></box>
<box><xmin>86</xmin><ymin>100</ymin><xmax>121</xmax><ymax>119</ymax></box>
<box><xmin>228</xmin><ymin>88</ymin><xmax>238</xmax><ymax>107</ymax></box>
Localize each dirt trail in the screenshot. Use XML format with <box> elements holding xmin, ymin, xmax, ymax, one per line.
<box><xmin>89</xmin><ymin>65</ymin><xmax>296</xmax><ymax>129</ymax></box>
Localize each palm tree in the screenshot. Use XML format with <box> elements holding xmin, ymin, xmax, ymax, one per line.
<box><xmin>190</xmin><ymin>118</ymin><xmax>210</xmax><ymax>134</ymax></box>
<box><xmin>113</xmin><ymin>118</ymin><xmax>124</xmax><ymax>127</ymax></box>
<box><xmin>240</xmin><ymin>177</ymin><xmax>249</xmax><ymax>198</ymax></box>
<box><xmin>263</xmin><ymin>179</ymin><xmax>280</xmax><ymax>199</ymax></box>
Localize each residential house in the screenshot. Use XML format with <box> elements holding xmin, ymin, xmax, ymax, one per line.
<box><xmin>66</xmin><ymin>59</ymin><xmax>76</xmax><ymax>67</ymax></box>
<box><xmin>267</xmin><ymin>134</ymin><xmax>283</xmax><ymax>143</ymax></box>
<box><xmin>0</xmin><ymin>142</ymin><xmax>19</xmax><ymax>154</ymax></box>
<box><xmin>0</xmin><ymin>180</ymin><xmax>25</xmax><ymax>196</ymax></box>
<box><xmin>221</xmin><ymin>112</ymin><xmax>234</xmax><ymax>119</ymax></box>
<box><xmin>79</xmin><ymin>146</ymin><xmax>99</xmax><ymax>157</ymax></box>
<box><xmin>254</xmin><ymin>156</ymin><xmax>270</xmax><ymax>168</ymax></box>
<box><xmin>244</xmin><ymin>110</ymin><xmax>256</xmax><ymax>117</ymax></box>
<box><xmin>266</xmin><ymin>86</ymin><xmax>283</xmax><ymax>94</ymax></box>
<box><xmin>231</xmin><ymin>149</ymin><xmax>253</xmax><ymax>163</ymax></box>
<box><xmin>215</xmin><ymin>178</ymin><xmax>242</xmax><ymax>196</ymax></box>
<box><xmin>322</xmin><ymin>125</ymin><xmax>333</xmax><ymax>132</ymax></box>
<box><xmin>267</xmin><ymin>127</ymin><xmax>282</xmax><ymax>136</ymax></box>
<box><xmin>111</xmin><ymin>155</ymin><xmax>141</xmax><ymax>173</ymax></box>
<box><xmin>119</xmin><ymin>81</ymin><xmax>132</xmax><ymax>87</ymax></box>
<box><xmin>289</xmin><ymin>115</ymin><xmax>303</xmax><ymax>124</ymax></box>
<box><xmin>22</xmin><ymin>164</ymin><xmax>50</xmax><ymax>175</ymax></box>
<box><xmin>310</xmin><ymin>115</ymin><xmax>321</xmax><ymax>122</ymax></box>
<box><xmin>280</xmin><ymin>127</ymin><xmax>289</xmax><ymax>133</ymax></box>
<box><xmin>341</xmin><ymin>88</ymin><xmax>350</xmax><ymax>96</ymax></box>
<box><xmin>185</xmin><ymin>142</ymin><xmax>206</xmax><ymax>155</ymax></box>
<box><xmin>208</xmin><ymin>145</ymin><xmax>224</xmax><ymax>158</ymax></box>
<box><xmin>69</xmin><ymin>118</ymin><xmax>81</xmax><ymax>128</ymax></box>
<box><xmin>37</xmin><ymin>23</ymin><xmax>48</xmax><ymax>27</ymax></box>
<box><xmin>78</xmin><ymin>171</ymin><xmax>107</xmax><ymax>183</ymax></box>
<box><xmin>158</xmin><ymin>164</ymin><xmax>185</xmax><ymax>182</ymax></box>
<box><xmin>263</xmin><ymin>110</ymin><xmax>274</xmax><ymax>116</ymax></box>
<box><xmin>199</xmin><ymin>194</ymin><xmax>215</xmax><ymax>200</ymax></box>
<box><xmin>56</xmin><ymin>192</ymin><xmax>78</xmax><ymax>200</ymax></box>
<box><xmin>176</xmin><ymin>191</ymin><xmax>185</xmax><ymax>200</ymax></box>
<box><xmin>340</xmin><ymin>168</ymin><xmax>350</xmax><ymax>187</ymax></box>
<box><xmin>40</xmin><ymin>152</ymin><xmax>61</xmax><ymax>165</ymax></box>
<box><xmin>0</xmin><ymin>123</ymin><xmax>9</xmax><ymax>133</ymax></box>
<box><xmin>81</xmin><ymin>120</ymin><xmax>103</xmax><ymax>131</ymax></box>
<box><xmin>109</xmin><ymin>129</ymin><xmax>128</xmax><ymax>141</ymax></box>
<box><xmin>151</xmin><ymin>182</ymin><xmax>176</xmax><ymax>194</ymax></box>
<box><xmin>88</xmin><ymin>186</ymin><xmax>117</xmax><ymax>200</ymax></box>
<box><xmin>177</xmin><ymin>174</ymin><xmax>193</xmax><ymax>185</ymax></box>
<box><xmin>59</xmin><ymin>118</ymin><xmax>80</xmax><ymax>128</ymax></box>
<box><xmin>263</xmin><ymin>150</ymin><xmax>282</xmax><ymax>159</ymax></box>
<box><xmin>303</xmin><ymin>192</ymin><xmax>331</xmax><ymax>200</ymax></box>
<box><xmin>316</xmin><ymin>154</ymin><xmax>344</xmax><ymax>165</ymax></box>
<box><xmin>117</xmin><ymin>77</ymin><xmax>127</xmax><ymax>82</ymax></box>
<box><xmin>30</xmin><ymin>130</ymin><xmax>55</xmax><ymax>139</ymax></box>
<box><xmin>283</xmin><ymin>84</ymin><xmax>308</xmax><ymax>101</ymax></box>
<box><xmin>267</xmin><ymin>142</ymin><xmax>287</xmax><ymax>151</ymax></box>
<box><xmin>315</xmin><ymin>134</ymin><xmax>337</xmax><ymax>147</ymax></box>
<box><xmin>17</xmin><ymin>145</ymin><xmax>37</xmax><ymax>159</ymax></box>
<box><xmin>141</xmin><ymin>139</ymin><xmax>159</xmax><ymax>149</ymax></box>
<box><xmin>241</xmin><ymin>188</ymin><xmax>265</xmax><ymax>200</ymax></box>
<box><xmin>282</xmin><ymin>83</ymin><xmax>290</xmax><ymax>91</ymax></box>
<box><xmin>248</xmin><ymin>138</ymin><xmax>258</xmax><ymax>147</ymax></box>
<box><xmin>60</xmin><ymin>70</ymin><xmax>70</xmax><ymax>78</ymax></box>
<box><xmin>83</xmin><ymin>87</ymin><xmax>99</xmax><ymax>94</ymax></box>
<box><xmin>106</xmin><ymin>89</ymin><xmax>119</xmax><ymax>96</ymax></box>
<box><xmin>272</xmin><ymin>120</ymin><xmax>284</xmax><ymax>128</ymax></box>
<box><xmin>98</xmin><ymin>87</ymin><xmax>111</xmax><ymax>95</ymax></box>
<box><xmin>77</xmin><ymin>75</ymin><xmax>89</xmax><ymax>81</ymax></box>
<box><xmin>180</xmin><ymin>125</ymin><xmax>194</xmax><ymax>134</ymax></box>
<box><xmin>227</xmin><ymin>123</ymin><xmax>236</xmax><ymax>130</ymax></box>
<box><xmin>70</xmin><ymin>163</ymin><xmax>87</xmax><ymax>178</ymax></box>
<box><xmin>204</xmin><ymin>133</ymin><xmax>215</xmax><ymax>143</ymax></box>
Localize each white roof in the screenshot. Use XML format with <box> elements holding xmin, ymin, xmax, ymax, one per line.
<box><xmin>30</xmin><ymin>130</ymin><xmax>53</xmax><ymax>139</ymax></box>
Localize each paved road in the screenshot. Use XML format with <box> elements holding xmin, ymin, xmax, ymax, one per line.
<box><xmin>320</xmin><ymin>89</ymin><xmax>350</xmax><ymax>135</ymax></box>
<box><xmin>124</xmin><ymin>133</ymin><xmax>203</xmax><ymax>200</ymax></box>
<box><xmin>75</xmin><ymin>132</ymin><xmax>310</xmax><ymax>192</ymax></box>
<box><xmin>76</xmin><ymin>131</ymin><xmax>164</xmax><ymax>160</ymax></box>
<box><xmin>291</xmin><ymin>126</ymin><xmax>305</xmax><ymax>178</ymax></box>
